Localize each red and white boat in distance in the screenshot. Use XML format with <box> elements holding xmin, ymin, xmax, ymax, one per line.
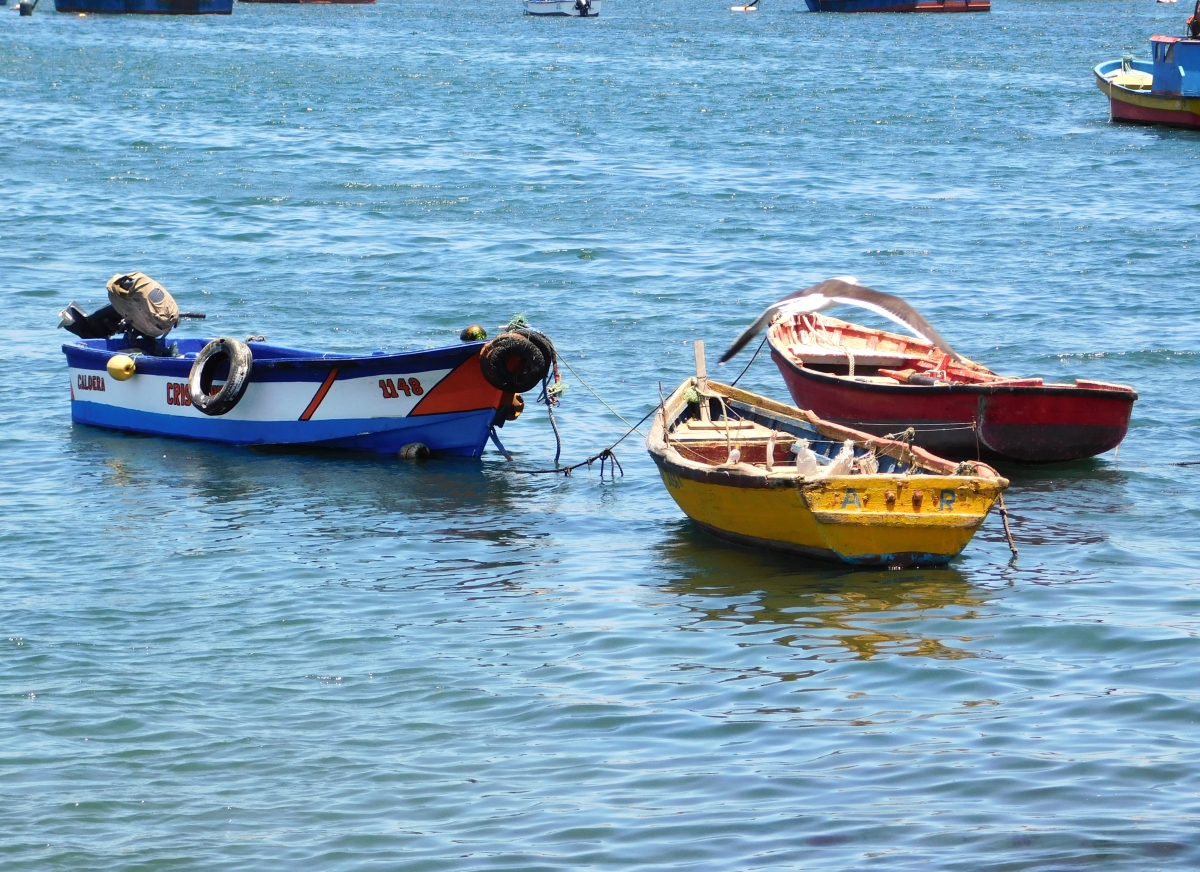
<box><xmin>760</xmin><ymin>313</ymin><xmax>1136</xmax><ymax>464</ymax></box>
<box><xmin>805</xmin><ymin>0</ymin><xmax>987</xmax><ymax>11</ymax></box>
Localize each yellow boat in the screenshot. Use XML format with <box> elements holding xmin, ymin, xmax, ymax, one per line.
<box><xmin>648</xmin><ymin>349</ymin><xmax>1008</xmax><ymax>567</ymax></box>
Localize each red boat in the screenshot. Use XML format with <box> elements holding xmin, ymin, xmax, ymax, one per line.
<box><xmin>766</xmin><ymin>313</ymin><xmax>1137</xmax><ymax>463</ymax></box>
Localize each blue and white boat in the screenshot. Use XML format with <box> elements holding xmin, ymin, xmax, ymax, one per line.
<box><xmin>523</xmin><ymin>0</ymin><xmax>600</xmax><ymax>16</ymax></box>
<box><xmin>62</xmin><ymin>335</ymin><xmax>541</xmax><ymax>457</ymax></box>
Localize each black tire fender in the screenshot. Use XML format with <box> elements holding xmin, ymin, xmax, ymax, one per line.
<box><xmin>479</xmin><ymin>332</ymin><xmax>548</xmax><ymax>394</ymax></box>
<box><xmin>515</xmin><ymin>329</ymin><xmax>557</xmax><ymax>370</ymax></box>
<box><xmin>188</xmin><ymin>337</ymin><xmax>253</xmax><ymax>416</ymax></box>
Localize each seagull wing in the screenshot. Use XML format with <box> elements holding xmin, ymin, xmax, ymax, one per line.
<box><xmin>717</xmin><ymin>279</ymin><xmax>841</xmax><ymax>364</ymax></box>
<box><xmin>719</xmin><ymin>278</ymin><xmax>960</xmax><ymax>364</ymax></box>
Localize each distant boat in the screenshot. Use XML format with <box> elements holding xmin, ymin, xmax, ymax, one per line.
<box><xmin>240</xmin><ymin>0</ymin><xmax>374</xmax><ymax>5</ymax></box>
<box><xmin>55</xmin><ymin>0</ymin><xmax>230</xmax><ymax>10</ymax></box>
<box><xmin>524</xmin><ymin>0</ymin><xmax>600</xmax><ymax>16</ymax></box>
<box><xmin>805</xmin><ymin>0</ymin><xmax>987</xmax><ymax>11</ymax></box>
<box><xmin>648</xmin><ymin>367</ymin><xmax>1008</xmax><ymax>566</ymax></box>
<box><xmin>1096</xmin><ymin>37</ymin><xmax>1200</xmax><ymax>128</ymax></box>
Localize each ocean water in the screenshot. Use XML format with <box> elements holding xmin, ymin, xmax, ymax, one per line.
<box><xmin>4</xmin><ymin>0</ymin><xmax>1200</xmax><ymax>867</ymax></box>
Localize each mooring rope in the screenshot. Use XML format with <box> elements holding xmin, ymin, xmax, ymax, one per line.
<box><xmin>997</xmin><ymin>493</ymin><xmax>1019</xmax><ymax>563</ymax></box>
<box><xmin>730</xmin><ymin>334</ymin><xmax>768</xmax><ymax>387</ymax></box>
<box><xmin>558</xmin><ymin>356</ymin><xmax>645</xmax><ymax>435</ymax></box>
<box><xmin>508</xmin><ymin>406</ymin><xmax>658</xmax><ymax>478</ymax></box>
<box><xmin>538</xmin><ymin>370</ymin><xmax>563</xmax><ymax>467</ymax></box>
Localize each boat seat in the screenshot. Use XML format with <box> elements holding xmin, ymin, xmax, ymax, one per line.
<box><xmin>1111</xmin><ymin>70</ymin><xmax>1153</xmax><ymax>90</ymax></box>
<box><xmin>680</xmin><ymin>419</ymin><xmax>757</xmax><ymax>431</ymax></box>
<box><xmin>674</xmin><ymin>419</ymin><xmax>774</xmax><ymax>441</ymax></box>
<box><xmin>787</xmin><ymin>346</ymin><xmax>914</xmax><ymax>367</ymax></box>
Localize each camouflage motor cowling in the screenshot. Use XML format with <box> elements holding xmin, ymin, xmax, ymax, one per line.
<box><xmin>106</xmin><ymin>272</ymin><xmax>180</xmax><ymax>339</ymax></box>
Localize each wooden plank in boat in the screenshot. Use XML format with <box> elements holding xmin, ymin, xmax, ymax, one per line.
<box><xmin>787</xmin><ymin>346</ymin><xmax>913</xmax><ymax>367</ymax></box>
<box><xmin>680</xmin><ymin>420</ymin><xmax>757</xmax><ymax>431</ymax></box>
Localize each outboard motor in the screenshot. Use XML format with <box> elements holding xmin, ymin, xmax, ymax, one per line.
<box><xmin>58</xmin><ymin>272</ymin><xmax>204</xmax><ymax>353</ymax></box>
<box><xmin>58</xmin><ymin>302</ymin><xmax>124</xmax><ymax>340</ymax></box>
<box><xmin>574</xmin><ymin>0</ymin><xmax>591</xmax><ymax>15</ymax></box>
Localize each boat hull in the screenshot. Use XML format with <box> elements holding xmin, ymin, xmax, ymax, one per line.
<box><xmin>654</xmin><ymin>460</ymin><xmax>1000</xmax><ymax>566</ymax></box>
<box><xmin>771</xmin><ymin>350</ymin><xmax>1136</xmax><ymax>463</ymax></box>
<box><xmin>1095</xmin><ymin>60</ymin><xmax>1200</xmax><ymax>129</ymax></box>
<box><xmin>63</xmin><ymin>338</ymin><xmax>506</xmax><ymax>457</ymax></box>
<box><xmin>55</xmin><ymin>0</ymin><xmax>231</xmax><ymax>12</ymax></box>
<box><xmin>523</xmin><ymin>0</ymin><xmax>600</xmax><ymax>16</ymax></box>
<box><xmin>805</xmin><ymin>0</ymin><xmax>987</xmax><ymax>11</ymax></box>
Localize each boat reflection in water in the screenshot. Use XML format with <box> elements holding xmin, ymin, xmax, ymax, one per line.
<box><xmin>68</xmin><ymin>427</ymin><xmax>545</xmax><ymax>573</ymax></box>
<box><xmin>657</xmin><ymin>526</ymin><xmax>993</xmax><ymax>663</ymax></box>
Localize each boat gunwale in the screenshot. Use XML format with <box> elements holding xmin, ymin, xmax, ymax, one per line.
<box><xmin>1094</xmin><ymin>58</ymin><xmax>1160</xmax><ymax>99</ymax></box>
<box><xmin>767</xmin><ymin>315</ymin><xmax>1138</xmax><ymax>400</ymax></box>
<box><xmin>62</xmin><ymin>337</ymin><xmax>488</xmax><ymax>377</ymax></box>
<box><xmin>647</xmin><ymin>377</ymin><xmax>1008</xmax><ymax>489</ymax></box>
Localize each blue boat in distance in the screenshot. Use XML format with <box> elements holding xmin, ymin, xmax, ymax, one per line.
<box><xmin>55</xmin><ymin>0</ymin><xmax>230</xmax><ymax>13</ymax></box>
<box><xmin>805</xmin><ymin>0</ymin><xmax>987</xmax><ymax>11</ymax></box>
<box><xmin>1095</xmin><ymin>11</ymin><xmax>1200</xmax><ymax>129</ymax></box>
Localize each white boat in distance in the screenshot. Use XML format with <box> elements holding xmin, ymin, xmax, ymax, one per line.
<box><xmin>524</xmin><ymin>0</ymin><xmax>600</xmax><ymax>15</ymax></box>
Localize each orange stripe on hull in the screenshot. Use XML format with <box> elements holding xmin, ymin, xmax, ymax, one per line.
<box><xmin>410</xmin><ymin>353</ymin><xmax>504</xmax><ymax>417</ymax></box>
<box><xmin>299</xmin><ymin>368</ymin><xmax>339</xmax><ymax>421</ymax></box>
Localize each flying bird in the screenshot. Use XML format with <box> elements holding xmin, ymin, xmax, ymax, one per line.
<box><xmin>718</xmin><ymin>278</ymin><xmax>962</xmax><ymax>364</ymax></box>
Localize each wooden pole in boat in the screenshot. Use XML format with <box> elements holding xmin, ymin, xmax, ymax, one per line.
<box><xmin>694</xmin><ymin>340</ymin><xmax>711</xmax><ymax>422</ymax></box>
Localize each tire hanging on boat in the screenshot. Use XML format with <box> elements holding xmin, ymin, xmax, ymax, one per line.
<box><xmin>479</xmin><ymin>332</ymin><xmax>548</xmax><ymax>394</ymax></box>
<box><xmin>188</xmin><ymin>337</ymin><xmax>254</xmax><ymax>416</ymax></box>
<box><xmin>514</xmin><ymin>328</ymin><xmax>557</xmax><ymax>371</ymax></box>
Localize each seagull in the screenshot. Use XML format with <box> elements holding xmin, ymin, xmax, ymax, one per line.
<box><xmin>718</xmin><ymin>277</ymin><xmax>962</xmax><ymax>364</ymax></box>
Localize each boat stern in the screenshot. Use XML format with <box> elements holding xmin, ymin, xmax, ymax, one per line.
<box><xmin>799</xmin><ymin>474</ymin><xmax>1005</xmax><ymax>565</ymax></box>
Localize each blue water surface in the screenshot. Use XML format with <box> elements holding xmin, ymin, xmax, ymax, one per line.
<box><xmin>3</xmin><ymin>0</ymin><xmax>1200</xmax><ymax>868</ymax></box>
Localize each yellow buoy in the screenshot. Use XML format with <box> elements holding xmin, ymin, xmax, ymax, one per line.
<box><xmin>106</xmin><ymin>355</ymin><xmax>136</xmax><ymax>381</ymax></box>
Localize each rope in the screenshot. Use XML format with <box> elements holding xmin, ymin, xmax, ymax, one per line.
<box><xmin>997</xmin><ymin>493</ymin><xmax>1019</xmax><ymax>563</ymax></box>
<box><xmin>559</xmin><ymin>356</ymin><xmax>645</xmax><ymax>435</ymax></box>
<box><xmin>883</xmin><ymin>426</ymin><xmax>917</xmax><ymax>473</ymax></box>
<box><xmin>730</xmin><ymin>334</ymin><xmax>768</xmax><ymax>387</ymax></box>
<box><xmin>537</xmin><ymin>355</ymin><xmax>564</xmax><ymax>467</ymax></box>
<box><xmin>859</xmin><ymin>422</ymin><xmax>977</xmax><ymax>432</ymax></box>
<box><xmin>489</xmin><ymin>426</ymin><xmax>513</xmax><ymax>461</ymax></box>
<box><xmin>882</xmin><ymin>426</ymin><xmax>917</xmax><ymax>442</ymax></box>
<box><xmin>496</xmin><ymin>334</ymin><xmax>653</xmax><ymax>474</ymax></box>
<box><xmin>510</xmin><ymin>406</ymin><xmax>658</xmax><ymax>478</ymax></box>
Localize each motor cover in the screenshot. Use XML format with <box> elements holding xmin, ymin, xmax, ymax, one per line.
<box><xmin>106</xmin><ymin>272</ymin><xmax>180</xmax><ymax>339</ymax></box>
